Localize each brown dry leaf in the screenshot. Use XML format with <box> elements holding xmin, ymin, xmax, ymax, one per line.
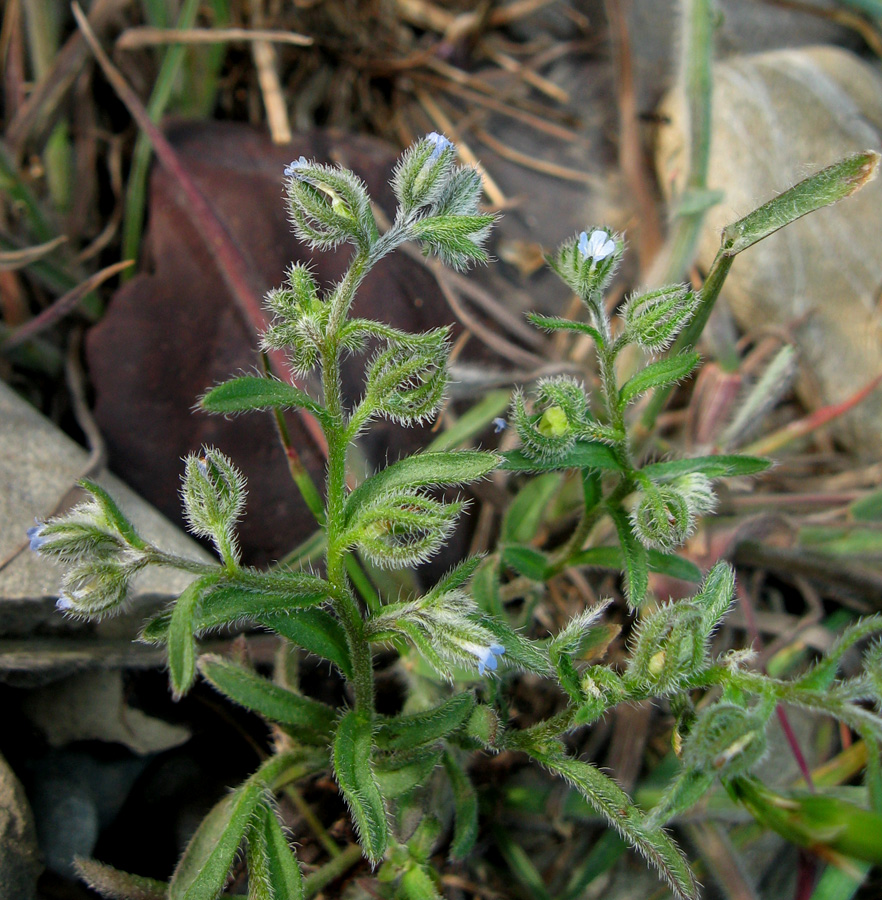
<box><xmin>86</xmin><ymin>121</ymin><xmax>456</xmax><ymax>565</ymax></box>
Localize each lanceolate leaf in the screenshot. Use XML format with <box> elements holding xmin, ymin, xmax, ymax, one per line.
<box><xmin>345</xmin><ymin>450</ymin><xmax>499</xmax><ymax>526</ymax></box>
<box><xmin>170</xmin><ymin>780</ymin><xmax>262</xmax><ymax>900</ymax></box>
<box><xmin>199</xmin><ymin>655</ymin><xmax>334</xmax><ymax>742</ymax></box>
<box><xmin>333</xmin><ymin>709</ymin><xmax>388</xmax><ymax>864</ymax></box>
<box><xmin>501</xmin><ymin>440</ymin><xmax>623</xmax><ymax>473</ymax></box>
<box><xmin>607</xmin><ymin>503</ymin><xmax>649</xmax><ymax>608</ymax></box>
<box><xmin>527</xmin><ymin>312</ymin><xmax>604</xmax><ymax>348</ymax></box>
<box><xmin>75</xmin><ymin>858</ymin><xmax>167</xmax><ymax>900</ymax></box>
<box><xmin>619</xmin><ymin>353</ymin><xmax>700</xmax><ymax>406</ymax></box>
<box><xmin>374</xmin><ymin>693</ymin><xmax>476</xmax><ymax>751</ymax></box>
<box><xmin>168</xmin><ymin>576</ymin><xmax>218</xmax><ymax>700</ymax></box>
<box><xmin>373</xmin><ymin>747</ymin><xmax>443</xmax><ymax>799</ymax></box>
<box><xmin>79</xmin><ymin>478</ymin><xmax>146</xmax><ymax>549</ymax></box>
<box><xmin>201</xmin><ymin>375</ymin><xmax>329</xmax><ymax>424</ymax></box>
<box><xmin>641</xmin><ymin>454</ymin><xmax>771</xmax><ymax>481</ymax></box>
<box><xmin>535</xmin><ymin>752</ymin><xmax>698</xmax><ymax>900</ymax></box>
<box><xmin>140</xmin><ymin>578</ymin><xmax>331</xmax><ymax>643</ymax></box>
<box><xmin>247</xmin><ymin>802</ymin><xmax>304</xmax><ymax>900</ymax></box>
<box><xmin>568</xmin><ymin>546</ymin><xmax>702</xmax><ymax>583</ymax></box>
<box><xmin>502</xmin><ymin>544</ymin><xmax>551</xmax><ymax>581</ymax></box>
<box><xmin>443</xmin><ymin>752</ymin><xmax>479</xmax><ymax>860</ymax></box>
<box><xmin>501</xmin><ymin>473</ymin><xmax>560</xmax><ymax>544</ymax></box>
<box><xmin>262</xmin><ymin>609</ymin><xmax>352</xmax><ymax>679</ymax></box>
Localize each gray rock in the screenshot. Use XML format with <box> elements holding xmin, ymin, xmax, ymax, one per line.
<box><xmin>0</xmin><ymin>753</ymin><xmax>41</xmax><ymax>900</ymax></box>
<box><xmin>23</xmin><ymin>669</ymin><xmax>190</xmax><ymax>754</ymax></box>
<box><xmin>655</xmin><ymin>46</ymin><xmax>882</xmax><ymax>454</ymax></box>
<box><xmin>0</xmin><ymin>380</ymin><xmax>212</xmax><ymax>683</ymax></box>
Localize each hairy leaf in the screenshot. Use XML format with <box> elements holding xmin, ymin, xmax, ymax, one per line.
<box><xmin>333</xmin><ymin>710</ymin><xmax>388</xmax><ymax>864</ymax></box>
<box><xmin>199</xmin><ymin>655</ymin><xmax>334</xmax><ymax>741</ymax></box>
<box><xmin>641</xmin><ymin>454</ymin><xmax>770</xmax><ymax>481</ymax></box>
<box><xmin>200</xmin><ymin>376</ymin><xmax>328</xmax><ymax>424</ymax></box>
<box><xmin>501</xmin><ymin>440</ymin><xmax>623</xmax><ymax>473</ymax></box>
<box><xmin>170</xmin><ymin>780</ymin><xmax>262</xmax><ymax>900</ymax></box>
<box><xmin>375</xmin><ymin>693</ymin><xmax>476</xmax><ymax>751</ymax></box>
<box><xmin>619</xmin><ymin>353</ymin><xmax>700</xmax><ymax>406</ymax></box>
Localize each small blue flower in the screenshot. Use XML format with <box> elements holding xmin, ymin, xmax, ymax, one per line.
<box><xmin>284</xmin><ymin>156</ymin><xmax>310</xmax><ymax>178</ymax></box>
<box><xmin>56</xmin><ymin>593</ymin><xmax>75</xmax><ymax>611</ymax></box>
<box><xmin>469</xmin><ymin>642</ymin><xmax>506</xmax><ymax>675</ymax></box>
<box><xmin>27</xmin><ymin>523</ymin><xmax>48</xmax><ymax>553</ymax></box>
<box><xmin>578</xmin><ymin>229</ymin><xmax>616</xmax><ymax>262</ymax></box>
<box><xmin>492</xmin><ymin>417</ymin><xmax>507</xmax><ymax>433</ymax></box>
<box><xmin>426</xmin><ymin>132</ymin><xmax>453</xmax><ymax>161</ymax></box>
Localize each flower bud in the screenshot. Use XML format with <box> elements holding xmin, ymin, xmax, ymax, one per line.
<box><xmin>575</xmin><ymin>665</ymin><xmax>627</xmax><ymax>725</ymax></box>
<box><xmin>392</xmin><ymin>133</ymin><xmax>456</xmax><ymax>215</ymax></box>
<box><xmin>510</xmin><ymin>376</ymin><xmax>593</xmax><ymax>464</ymax></box>
<box><xmin>181</xmin><ymin>449</ymin><xmax>246</xmax><ymax>560</ymax></box>
<box><xmin>620</xmin><ymin>284</ymin><xmax>698</xmax><ymax>352</ymax></box>
<box><xmin>681</xmin><ymin>703</ymin><xmax>767</xmax><ymax>779</ymax></box>
<box><xmin>630</xmin><ymin>482</ymin><xmax>692</xmax><ymax>551</ymax></box>
<box><xmin>56</xmin><ymin>557</ymin><xmax>144</xmax><ymax>618</ymax></box>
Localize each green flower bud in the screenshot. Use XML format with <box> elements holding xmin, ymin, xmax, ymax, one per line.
<box><xmin>392</xmin><ymin>133</ymin><xmax>456</xmax><ymax>215</ymax></box>
<box><xmin>181</xmin><ymin>449</ymin><xmax>246</xmax><ymax>562</ymax></box>
<box><xmin>631</xmin><ymin>482</ymin><xmax>692</xmax><ymax>551</ymax></box>
<box><xmin>56</xmin><ymin>556</ymin><xmax>145</xmax><ymax>618</ymax></box>
<box><xmin>681</xmin><ymin>703</ymin><xmax>767</xmax><ymax>779</ymax></box>
<box><xmin>620</xmin><ymin>284</ymin><xmax>699</xmax><ymax>352</ymax></box>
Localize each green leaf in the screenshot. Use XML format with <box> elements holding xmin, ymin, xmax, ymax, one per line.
<box><xmin>501</xmin><ymin>472</ymin><xmax>560</xmax><ymax>543</ymax></box>
<box><xmin>198</xmin><ymin>655</ymin><xmax>334</xmax><ymax>742</ymax></box>
<box><xmin>568</xmin><ymin>546</ymin><xmax>702</xmax><ymax>583</ymax></box>
<box><xmin>375</xmin><ymin>693</ymin><xmax>476</xmax><ymax>752</ymax></box>
<box><xmin>619</xmin><ymin>352</ymin><xmax>700</xmax><ymax>406</ymax></box>
<box><xmin>641</xmin><ymin>454</ymin><xmax>771</xmax><ymax>481</ymax></box>
<box><xmin>501</xmin><ymin>440</ymin><xmax>623</xmax><ymax>473</ymax></box>
<box><xmin>333</xmin><ymin>710</ymin><xmax>388</xmax><ymax>864</ymax></box>
<box><xmin>263</xmin><ymin>609</ymin><xmax>353</xmax><ymax>680</ymax></box>
<box><xmin>140</xmin><ymin>578</ymin><xmax>331</xmax><ymax>643</ymax></box>
<box><xmin>247</xmin><ymin>802</ymin><xmax>304</xmax><ymax>900</ymax></box>
<box><xmin>502</xmin><ymin>544</ymin><xmax>551</xmax><ymax>581</ymax></box>
<box><xmin>443</xmin><ymin>752</ymin><xmax>479</xmax><ymax>860</ymax></box>
<box><xmin>78</xmin><ymin>479</ymin><xmax>146</xmax><ymax>549</ymax></box>
<box><xmin>527</xmin><ymin>312</ymin><xmax>604</xmax><ymax>348</ymax></box>
<box><xmin>168</xmin><ymin>576</ymin><xmax>217</xmax><ymax>700</ymax></box>
<box><xmin>170</xmin><ymin>780</ymin><xmax>262</xmax><ymax>900</ymax></box>
<box><xmin>75</xmin><ymin>858</ymin><xmax>167</xmax><ymax>900</ymax></box>
<box><xmin>201</xmin><ymin>376</ymin><xmax>328</xmax><ymax>424</ymax></box>
<box><xmin>345</xmin><ymin>451</ymin><xmax>499</xmax><ymax>526</ymax></box>
<box><xmin>536</xmin><ymin>752</ymin><xmax>698</xmax><ymax>900</ymax></box>
<box><xmin>850</xmin><ymin>489</ymin><xmax>882</xmax><ymax>522</ymax></box>
<box><xmin>721</xmin><ymin>151</ymin><xmax>880</xmax><ymax>257</ymax></box>
<box><xmin>607</xmin><ymin>503</ymin><xmax>648</xmax><ymax>608</ymax></box>
<box><xmin>373</xmin><ymin>746</ymin><xmax>443</xmax><ymax>799</ymax></box>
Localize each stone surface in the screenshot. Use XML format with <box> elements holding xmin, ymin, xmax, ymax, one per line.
<box><xmin>0</xmin><ymin>379</ymin><xmax>212</xmax><ymax>682</ymax></box>
<box><xmin>23</xmin><ymin>669</ymin><xmax>190</xmax><ymax>753</ymax></box>
<box><xmin>0</xmin><ymin>753</ymin><xmax>41</xmax><ymax>900</ymax></box>
<box><xmin>655</xmin><ymin>45</ymin><xmax>882</xmax><ymax>454</ymax></box>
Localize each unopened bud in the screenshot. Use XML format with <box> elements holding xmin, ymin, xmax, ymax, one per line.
<box><xmin>621</xmin><ymin>285</ymin><xmax>698</xmax><ymax>352</ymax></box>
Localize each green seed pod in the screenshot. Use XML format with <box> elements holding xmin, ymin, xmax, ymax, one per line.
<box><xmin>681</xmin><ymin>702</ymin><xmax>767</xmax><ymax>779</ymax></box>
<box><xmin>626</xmin><ymin>601</ymin><xmax>706</xmax><ymax>694</ymax></box>
<box><xmin>631</xmin><ymin>482</ymin><xmax>693</xmax><ymax>551</ymax></box>
<box><xmin>575</xmin><ymin>665</ymin><xmax>628</xmax><ymax>725</ymax></box>
<box><xmin>620</xmin><ymin>284</ymin><xmax>699</xmax><ymax>352</ymax></box>
<box><xmin>465</xmin><ymin>704</ymin><xmax>501</xmax><ymax>749</ymax></box>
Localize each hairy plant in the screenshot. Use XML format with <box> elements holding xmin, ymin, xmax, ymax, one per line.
<box><xmin>30</xmin><ymin>139</ymin><xmax>882</xmax><ymax>900</ymax></box>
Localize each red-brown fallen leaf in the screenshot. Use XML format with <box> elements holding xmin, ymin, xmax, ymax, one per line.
<box><xmin>86</xmin><ymin>121</ymin><xmax>459</xmax><ymax>566</ymax></box>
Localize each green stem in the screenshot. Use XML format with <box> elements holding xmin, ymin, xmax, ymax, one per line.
<box><xmin>303</xmin><ymin>844</ymin><xmax>364</xmax><ymax>898</ymax></box>
<box><xmin>323</xmin><ymin>264</ymin><xmax>375</xmax><ymax>718</ymax></box>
